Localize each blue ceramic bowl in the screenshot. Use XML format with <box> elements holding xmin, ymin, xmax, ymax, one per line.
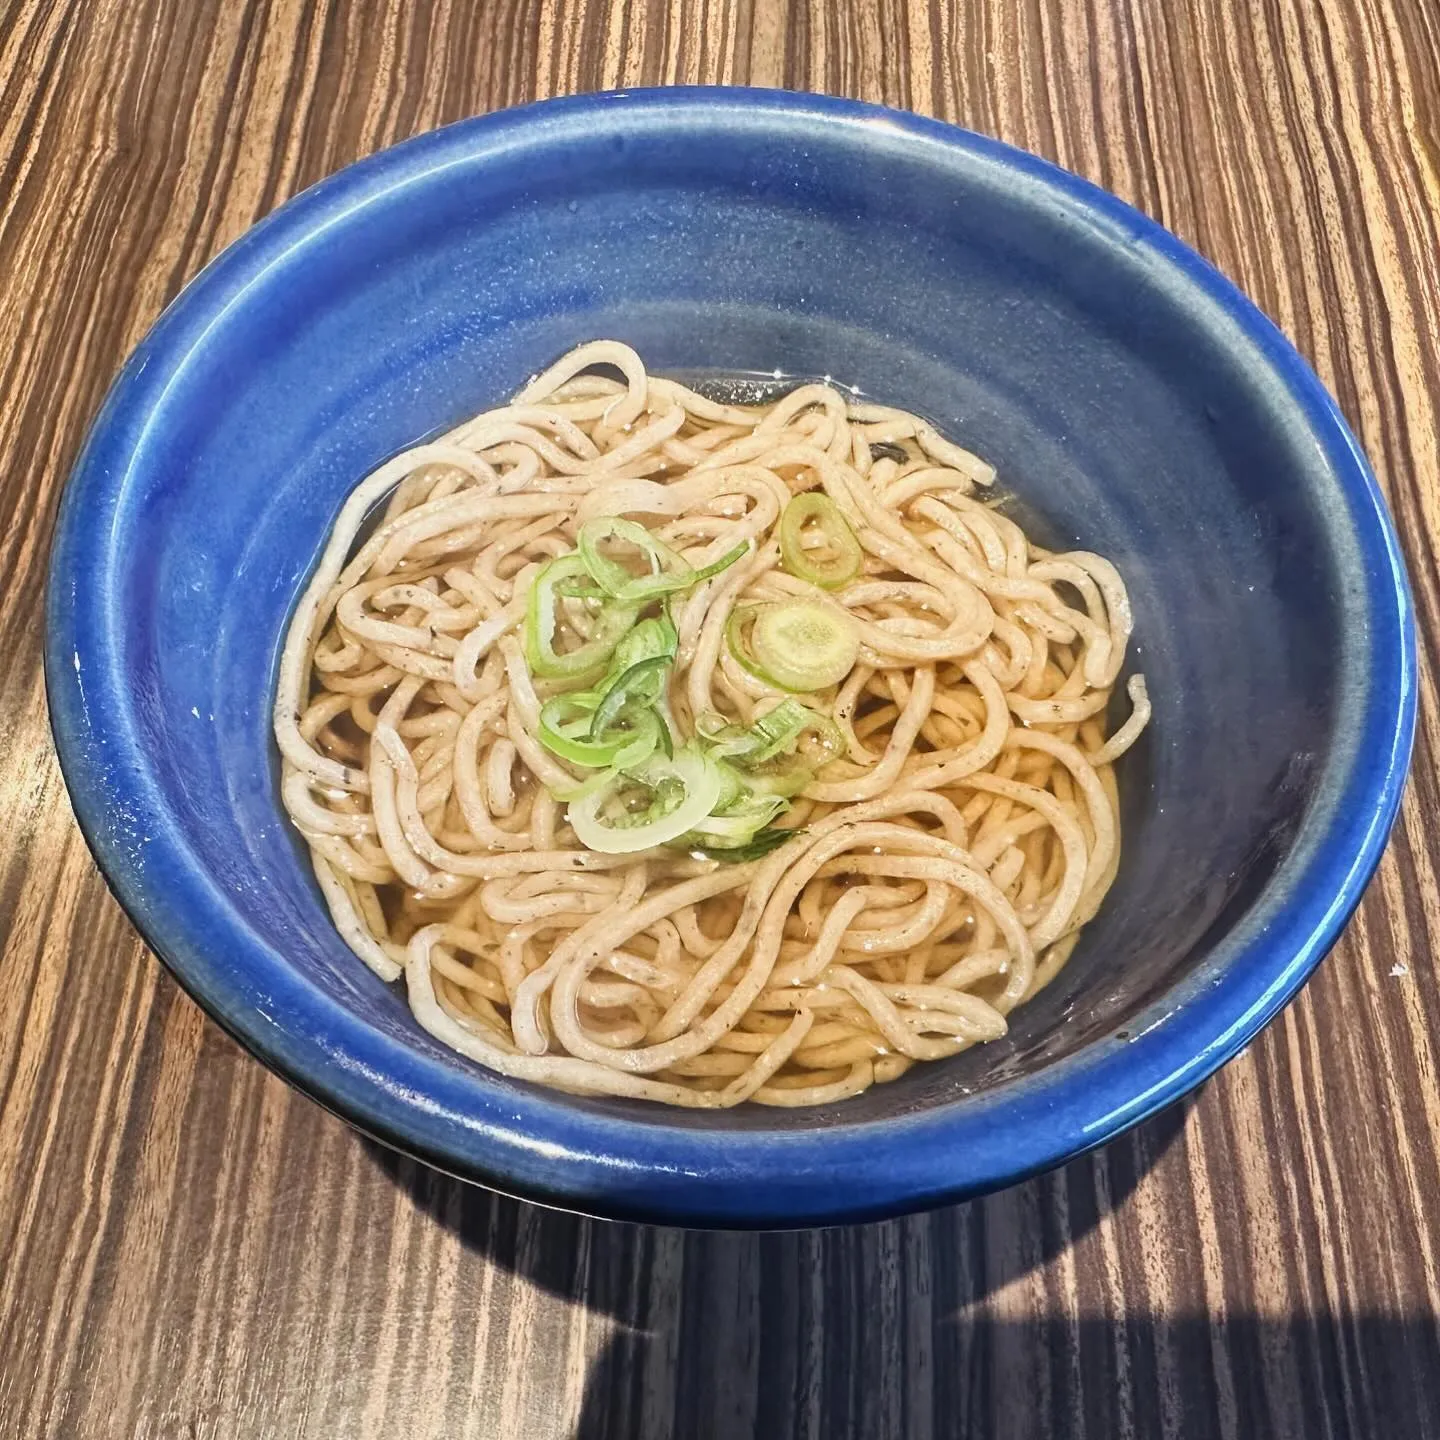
<box><xmin>47</xmin><ymin>89</ymin><xmax>1415</xmax><ymax>1227</ymax></box>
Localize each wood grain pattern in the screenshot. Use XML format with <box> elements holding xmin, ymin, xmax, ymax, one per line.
<box><xmin>2</xmin><ymin>0</ymin><xmax>1439</xmax><ymax>1435</ymax></box>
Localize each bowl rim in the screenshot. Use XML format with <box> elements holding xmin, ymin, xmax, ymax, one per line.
<box><xmin>45</xmin><ymin>86</ymin><xmax>1417</xmax><ymax>1227</ymax></box>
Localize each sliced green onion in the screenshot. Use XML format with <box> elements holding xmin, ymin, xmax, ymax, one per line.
<box><xmin>779</xmin><ymin>704</ymin><xmax>843</xmax><ymax>768</ymax></box>
<box><xmin>728</xmin><ymin>752</ymin><xmax>814</xmax><ymax>799</ymax></box>
<box><xmin>685</xmin><ymin>542</ymin><xmax>749</xmax><ymax>587</ymax></box>
<box><xmin>589</xmin><ymin>655</ymin><xmax>672</xmax><ymax>737</ymax></box>
<box><xmin>697</xmin><ymin>712</ymin><xmax>772</xmax><ymax>764</ymax></box>
<box><xmin>682</xmin><ymin>791</ymin><xmax>789</xmax><ymax>846</ymax></box>
<box><xmin>525</xmin><ymin>555</ymin><xmax>638</xmax><ymax>682</ymax></box>
<box><xmin>694</xmin><ymin>704</ymin><xmax>838</xmax><ymax>796</ymax></box>
<box><xmin>596</xmin><ymin>613</ymin><xmax>678</xmax><ymax>689</ymax></box>
<box><xmin>568</xmin><ymin>748</ymin><xmax>724</xmax><ymax>854</ymax></box>
<box><xmin>779</xmin><ymin>492</ymin><xmax>863</xmax><ymax>589</ymax></box>
<box><xmin>578</xmin><ymin>518</ymin><xmax>682</xmax><ymax>598</ymax></box>
<box><xmin>694</xmin><ymin>711</ymin><xmax>748</xmax><ymax>754</ymax></box>
<box><xmin>744</xmin><ymin>700</ymin><xmax>815</xmax><ymax>763</ymax></box>
<box><xmin>683</xmin><ymin>827</ymin><xmax>801</xmax><ymax>863</ymax></box>
<box><xmin>709</xmin><ymin>756</ymin><xmax>748</xmax><ymax>812</ymax></box>
<box><xmin>578</xmin><ymin>518</ymin><xmax>747</xmax><ymax>604</ymax></box>
<box><xmin>754</xmin><ymin>733</ymin><xmax>841</xmax><ymax>795</ymax></box>
<box><xmin>553</xmin><ymin>574</ymin><xmax>609</xmax><ymax>601</ymax></box>
<box><xmin>563</xmin><ymin>615</ymin><xmax>680</xmax><ymax>750</ymax></box>
<box><xmin>694</xmin><ymin>711</ymin><xmax>740</xmax><ymax>746</ymax></box>
<box><xmin>537</xmin><ymin>695</ymin><xmax>662</xmax><ymax>769</ymax></box>
<box><xmin>671</xmin><ymin>768</ymin><xmax>794</xmax><ymax>854</ymax></box>
<box><xmin>703</xmin><ymin>699</ymin><xmax>839</xmax><ymax>767</ymax></box>
<box><xmin>744</xmin><ymin>601</ymin><xmax>860</xmax><ymax>693</ymax></box>
<box><xmin>724</xmin><ymin>605</ymin><xmax>771</xmax><ymax>684</ymax></box>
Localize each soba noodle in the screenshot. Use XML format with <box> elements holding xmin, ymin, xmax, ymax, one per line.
<box><xmin>274</xmin><ymin>341</ymin><xmax>1151</xmax><ymax>1108</ymax></box>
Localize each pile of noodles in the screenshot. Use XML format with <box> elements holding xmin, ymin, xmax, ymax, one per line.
<box><xmin>274</xmin><ymin>341</ymin><xmax>1150</xmax><ymax>1108</ymax></box>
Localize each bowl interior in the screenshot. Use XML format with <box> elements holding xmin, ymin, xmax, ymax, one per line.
<box><xmin>85</xmin><ymin>101</ymin><xmax>1362</xmax><ymax>1134</ymax></box>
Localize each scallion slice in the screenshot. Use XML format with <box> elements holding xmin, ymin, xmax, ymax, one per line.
<box><xmin>779</xmin><ymin>492</ymin><xmax>862</xmax><ymax>589</ymax></box>
<box><xmin>589</xmin><ymin>655</ymin><xmax>672</xmax><ymax>737</ymax></box>
<box><xmin>746</xmin><ymin>601</ymin><xmax>860</xmax><ymax>693</ymax></box>
<box><xmin>683</xmin><ymin>827</ymin><xmax>801</xmax><ymax>863</ymax></box>
<box><xmin>578</xmin><ymin>518</ymin><xmax>683</xmax><ymax>598</ymax></box>
<box><xmin>567</xmin><ymin>748</ymin><xmax>725</xmax><ymax>853</ymax></box>
<box><xmin>703</xmin><ymin>699</ymin><xmax>840</xmax><ymax>767</ymax></box>
<box><xmin>681</xmin><ymin>791</ymin><xmax>789</xmax><ymax>847</ymax></box>
<box><xmin>578</xmin><ymin>518</ymin><xmax>747</xmax><ymax>604</ymax></box>
<box><xmin>537</xmin><ymin>695</ymin><xmax>662</xmax><ymax>770</ymax></box>
<box><xmin>524</xmin><ymin>554</ymin><xmax>638</xmax><ymax>682</ymax></box>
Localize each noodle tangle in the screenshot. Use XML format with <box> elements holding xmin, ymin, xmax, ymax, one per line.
<box><xmin>274</xmin><ymin>341</ymin><xmax>1150</xmax><ymax>1108</ymax></box>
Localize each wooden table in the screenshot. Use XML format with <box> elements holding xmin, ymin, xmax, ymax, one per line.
<box><xmin>3</xmin><ymin>1</ymin><xmax>1438</xmax><ymax>1435</ymax></box>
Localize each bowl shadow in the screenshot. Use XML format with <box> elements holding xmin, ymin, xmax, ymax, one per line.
<box><xmin>365</xmin><ymin>1094</ymin><xmax>1194</xmax><ymax>1437</ymax></box>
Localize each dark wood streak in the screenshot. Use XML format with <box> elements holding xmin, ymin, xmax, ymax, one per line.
<box><xmin>2</xmin><ymin>0</ymin><xmax>1440</xmax><ymax>1435</ymax></box>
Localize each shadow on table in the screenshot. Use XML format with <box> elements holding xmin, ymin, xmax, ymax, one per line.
<box><xmin>366</xmin><ymin>1093</ymin><xmax>1440</xmax><ymax>1438</ymax></box>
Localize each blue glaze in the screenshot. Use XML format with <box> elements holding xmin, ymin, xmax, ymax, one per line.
<box><xmin>46</xmin><ymin>90</ymin><xmax>1416</xmax><ymax>1227</ymax></box>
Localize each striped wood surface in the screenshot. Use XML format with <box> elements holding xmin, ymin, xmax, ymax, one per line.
<box><xmin>1</xmin><ymin>0</ymin><xmax>1439</xmax><ymax>1435</ymax></box>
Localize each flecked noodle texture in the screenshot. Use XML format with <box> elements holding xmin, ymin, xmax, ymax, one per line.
<box><xmin>275</xmin><ymin>341</ymin><xmax>1150</xmax><ymax>1108</ymax></box>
